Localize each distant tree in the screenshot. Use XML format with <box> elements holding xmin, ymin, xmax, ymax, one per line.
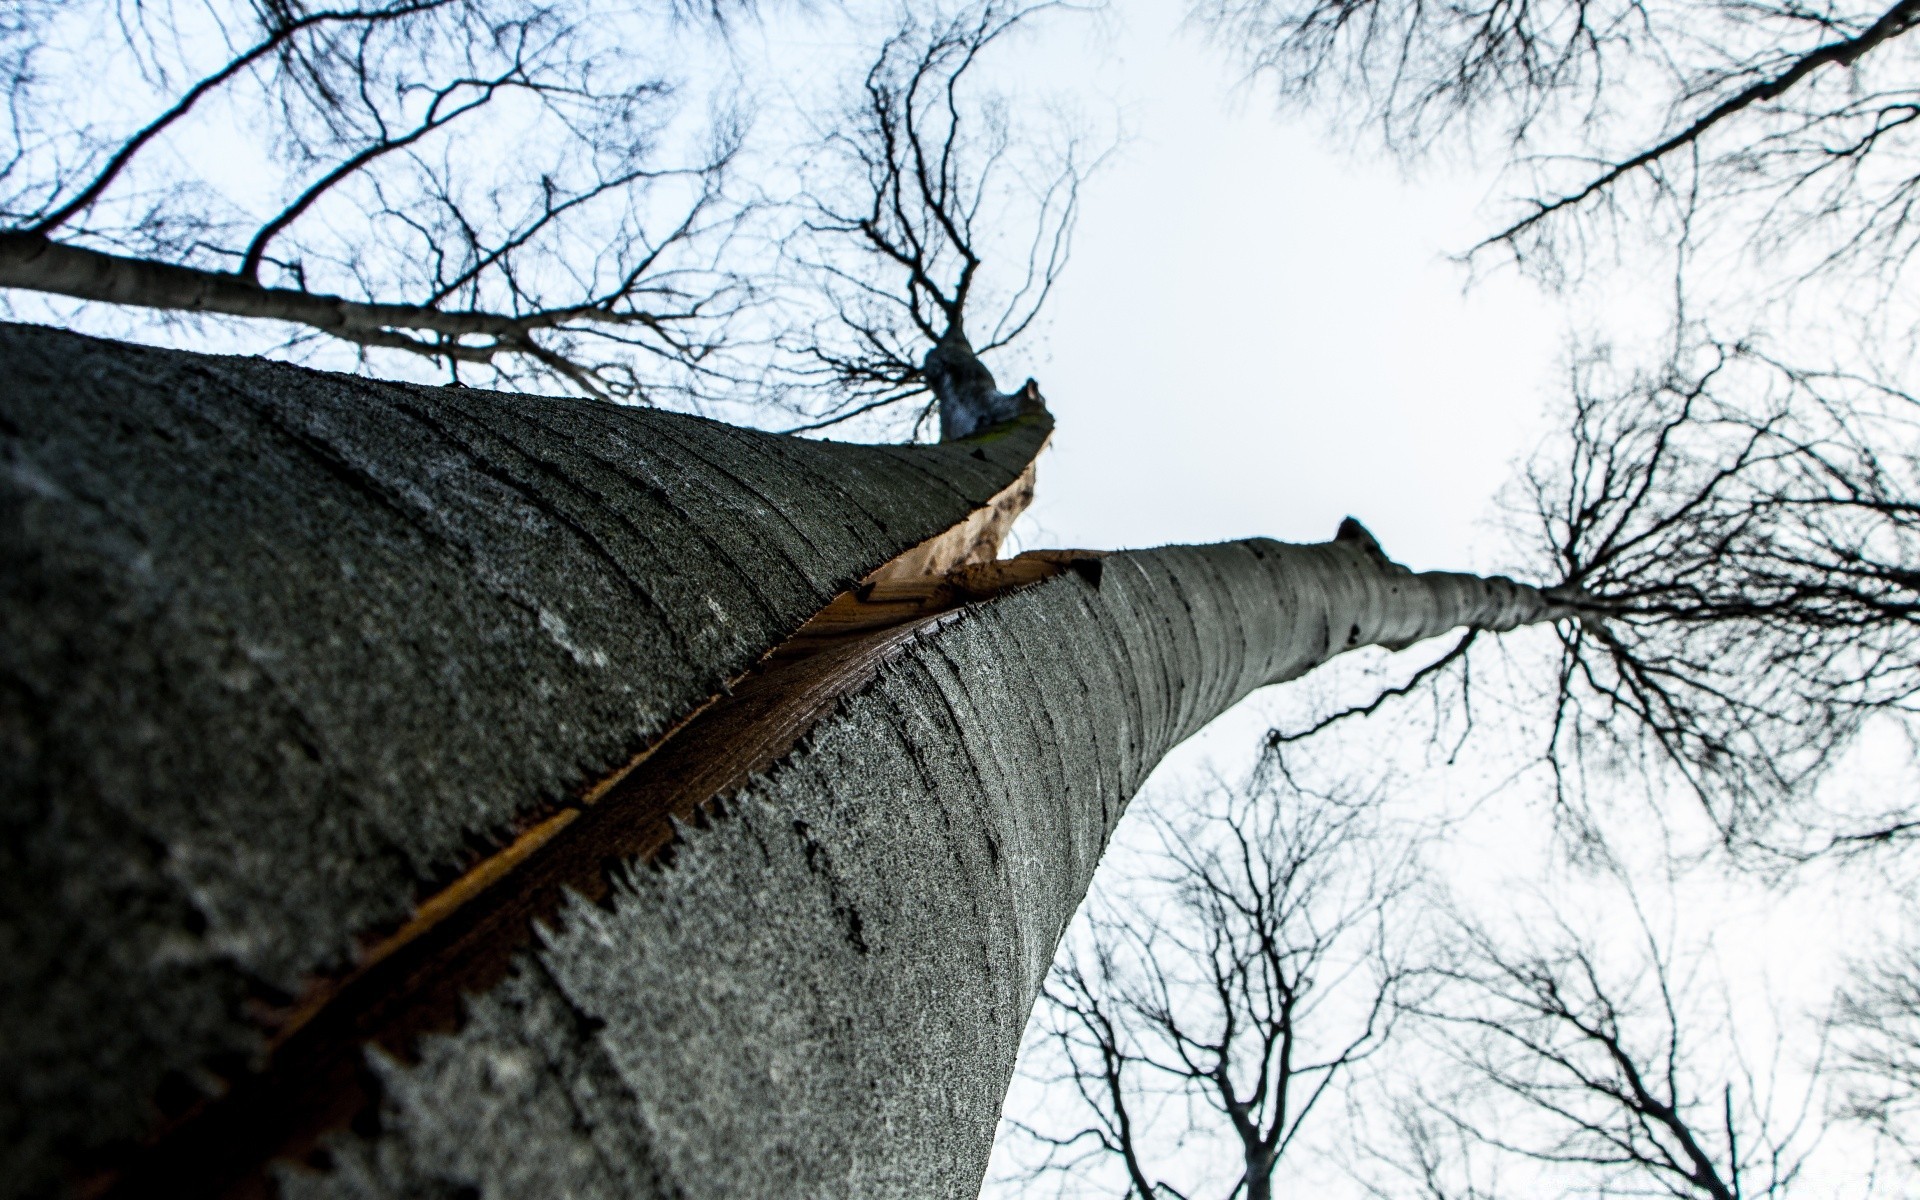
<box><xmin>0</xmin><ymin>0</ymin><xmax>1091</xmax><ymax>420</ymax></box>
<box><xmin>1834</xmin><ymin>932</ymin><xmax>1920</xmax><ymax>1169</ymax></box>
<box><xmin>1003</xmin><ymin>771</ymin><xmax>1419</xmax><ymax>1200</ymax></box>
<box><xmin>779</xmin><ymin>0</ymin><xmax>1091</xmax><ymax>438</ymax></box>
<box><xmin>1271</xmin><ymin>331</ymin><xmax>1920</xmax><ymax>854</ymax></box>
<box><xmin>1381</xmin><ymin>893</ymin><xmax>1824</xmax><ymax>1200</ymax></box>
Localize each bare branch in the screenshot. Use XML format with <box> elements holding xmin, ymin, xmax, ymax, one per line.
<box><xmin>783</xmin><ymin>0</ymin><xmax>1096</xmax><ymax>439</ymax></box>
<box><xmin>1195</xmin><ymin>0</ymin><xmax>1920</xmax><ymax>284</ymax></box>
<box><xmin>1396</xmin><ymin>888</ymin><xmax>1822</xmax><ymax>1199</ymax></box>
<box><xmin>1007</xmin><ymin>773</ymin><xmax>1419</xmax><ymax>1200</ymax></box>
<box><xmin>1515</xmin><ymin>331</ymin><xmax>1920</xmax><ymax>849</ymax></box>
<box><xmin>2</xmin><ymin>0</ymin><xmax>756</xmax><ymax>401</ymax></box>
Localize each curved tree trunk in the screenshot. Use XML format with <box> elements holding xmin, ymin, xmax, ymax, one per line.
<box><xmin>0</xmin><ymin>324</ymin><xmax>1564</xmax><ymax>1198</ymax></box>
<box><xmin>263</xmin><ymin>538</ymin><xmax>1558</xmax><ymax>1200</ymax></box>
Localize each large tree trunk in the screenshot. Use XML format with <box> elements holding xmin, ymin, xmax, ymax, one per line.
<box><xmin>0</xmin><ymin>323</ymin><xmax>1046</xmax><ymax>1198</ymax></box>
<box><xmin>0</xmin><ymin>324</ymin><xmax>1562</xmax><ymax>1199</ymax></box>
<box><xmin>259</xmin><ymin>537</ymin><xmax>1554</xmax><ymax>1200</ymax></box>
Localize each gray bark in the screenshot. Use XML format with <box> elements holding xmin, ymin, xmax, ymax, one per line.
<box><xmin>0</xmin><ymin>322</ymin><xmax>1048</xmax><ymax>1197</ymax></box>
<box><xmin>926</xmin><ymin>326</ymin><xmax>1037</xmax><ymax>442</ymax></box>
<box><xmin>0</xmin><ymin>322</ymin><xmax>1566</xmax><ymax>1198</ymax></box>
<box><xmin>274</xmin><ymin>540</ymin><xmax>1556</xmax><ymax>1200</ymax></box>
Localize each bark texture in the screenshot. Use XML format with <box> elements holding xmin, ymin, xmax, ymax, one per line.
<box><xmin>0</xmin><ymin>323</ymin><xmax>1048</xmax><ymax>1197</ymax></box>
<box><xmin>267</xmin><ymin>539</ymin><xmax>1559</xmax><ymax>1200</ymax></box>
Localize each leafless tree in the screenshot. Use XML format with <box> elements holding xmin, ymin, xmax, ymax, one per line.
<box><xmin>1193</xmin><ymin>0</ymin><xmax>1920</xmax><ymax>288</ymax></box>
<box><xmin>1519</xmin><ymin>336</ymin><xmax>1920</xmax><ymax>851</ymax></box>
<box><xmin>1833</xmin><ymin>934</ymin><xmax>1920</xmax><ymax>1169</ymax></box>
<box><xmin>779</xmin><ymin>0</ymin><xmax>1094</xmax><ymax>438</ymax></box>
<box><xmin>1002</xmin><ymin>770</ymin><xmax>1420</xmax><ymax>1200</ymax></box>
<box><xmin>0</xmin><ymin>0</ymin><xmax>752</xmax><ymax>399</ymax></box>
<box><xmin>1386</xmin><ymin>896</ymin><xmax>1824</xmax><ymax>1199</ymax></box>
<box><xmin>1272</xmin><ymin>330</ymin><xmax>1920</xmax><ymax>854</ymax></box>
<box><xmin>1</xmin><ymin>0</ymin><xmax>1096</xmax><ymax>421</ymax></box>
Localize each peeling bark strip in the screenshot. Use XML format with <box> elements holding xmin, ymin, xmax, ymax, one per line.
<box><xmin>0</xmin><ymin>323</ymin><xmax>1048</xmax><ymax>1199</ymax></box>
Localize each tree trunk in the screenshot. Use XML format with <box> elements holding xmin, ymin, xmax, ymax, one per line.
<box><xmin>259</xmin><ymin>537</ymin><xmax>1554</xmax><ymax>1200</ymax></box>
<box><xmin>0</xmin><ymin>324</ymin><xmax>1564</xmax><ymax>1198</ymax></box>
<box><xmin>0</xmin><ymin>323</ymin><xmax>1046</xmax><ymax>1198</ymax></box>
<box><xmin>925</xmin><ymin>324</ymin><xmax>1039</xmax><ymax>442</ymax></box>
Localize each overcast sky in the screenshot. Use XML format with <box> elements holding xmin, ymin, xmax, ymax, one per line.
<box><xmin>954</xmin><ymin>0</ymin><xmax>1614</xmax><ymax>811</ymax></box>
<box><xmin>5</xmin><ymin>0</ymin><xmax>1897</xmax><ymax>1191</ymax></box>
<box><xmin>1002</xmin><ymin>8</ymin><xmax>1566</xmax><ymax>569</ymax></box>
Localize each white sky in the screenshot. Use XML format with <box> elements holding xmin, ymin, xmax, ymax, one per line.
<box><xmin>973</xmin><ymin>0</ymin><xmax>1605</xmax><ymax>834</ymax></box>
<box><xmin>7</xmin><ymin>0</ymin><xmax>1903</xmax><ymax>1193</ymax></box>
<box><xmin>1004</xmin><ymin>7</ymin><xmax>1568</xmax><ymax>569</ymax></box>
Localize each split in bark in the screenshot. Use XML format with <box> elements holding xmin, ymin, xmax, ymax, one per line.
<box><xmin>84</xmin><ymin>539</ymin><xmax>1097</xmax><ymax>1200</ymax></box>
<box><xmin>79</xmin><ymin>519</ymin><xmax>1577</xmax><ymax>1198</ymax></box>
<box><xmin>0</xmin><ymin>322</ymin><xmax>1055</xmax><ymax>1199</ymax></box>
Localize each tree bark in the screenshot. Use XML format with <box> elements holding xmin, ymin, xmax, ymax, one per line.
<box><xmin>0</xmin><ymin>322</ymin><xmax>1047</xmax><ymax>1198</ymax></box>
<box><xmin>260</xmin><ymin>536</ymin><xmax>1559</xmax><ymax>1200</ymax></box>
<box><xmin>0</xmin><ymin>323</ymin><xmax>1564</xmax><ymax>1198</ymax></box>
<box><xmin>925</xmin><ymin>324</ymin><xmax>1039</xmax><ymax>442</ymax></box>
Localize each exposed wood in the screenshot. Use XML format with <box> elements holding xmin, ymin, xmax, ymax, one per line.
<box><xmin>74</xmin><ymin>527</ymin><xmax>1559</xmax><ymax>1200</ymax></box>
<box><xmin>265</xmin><ymin>537</ymin><xmax>1573</xmax><ymax>1200</ymax></box>
<box><xmin>5</xmin><ymin>326</ymin><xmax>1588</xmax><ymax>1200</ymax></box>
<box><xmin>865</xmin><ymin>449</ymin><xmax>1041</xmax><ymax>582</ymax></box>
